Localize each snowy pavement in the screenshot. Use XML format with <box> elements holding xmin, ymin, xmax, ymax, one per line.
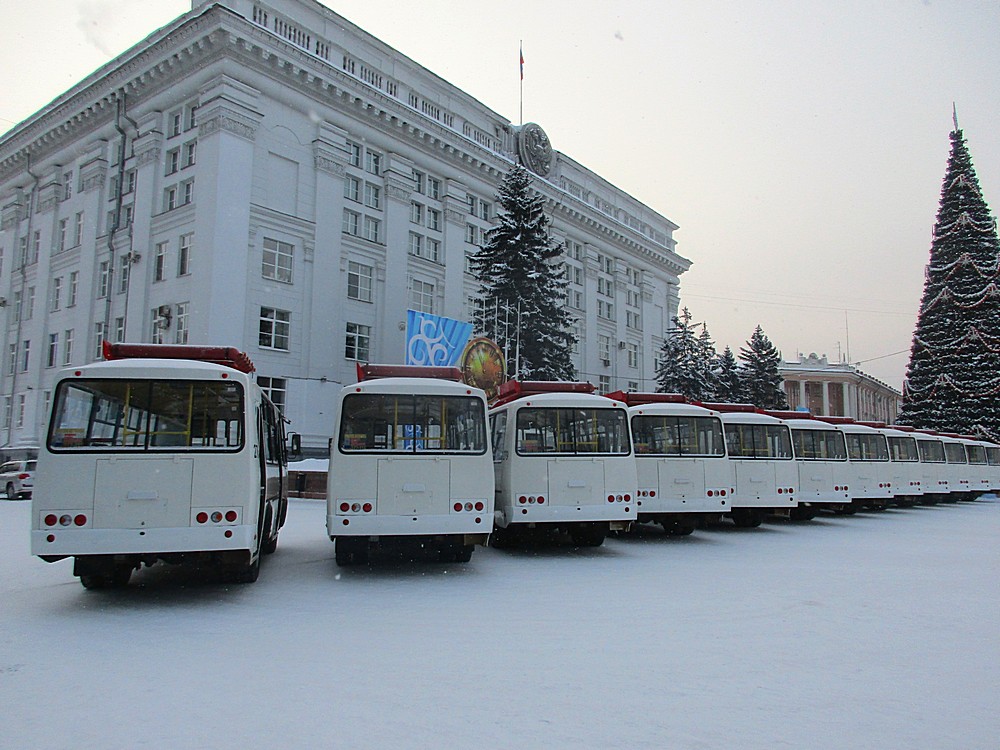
<box><xmin>2</xmin><ymin>496</ymin><xmax>998</xmax><ymax>749</ymax></box>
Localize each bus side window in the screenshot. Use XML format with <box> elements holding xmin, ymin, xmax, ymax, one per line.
<box><xmin>490</xmin><ymin>411</ymin><xmax>507</xmax><ymax>462</ymax></box>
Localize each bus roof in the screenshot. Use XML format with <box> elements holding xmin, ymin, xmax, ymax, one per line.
<box><xmin>103</xmin><ymin>341</ymin><xmax>255</xmax><ymax>373</ymax></box>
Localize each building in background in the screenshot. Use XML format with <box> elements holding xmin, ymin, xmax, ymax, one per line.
<box><xmin>780</xmin><ymin>353</ymin><xmax>902</xmax><ymax>424</ymax></box>
<box><xmin>0</xmin><ymin>0</ymin><xmax>689</xmax><ymax>454</ymax></box>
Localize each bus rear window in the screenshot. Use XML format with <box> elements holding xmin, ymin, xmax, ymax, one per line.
<box><xmin>515</xmin><ymin>407</ymin><xmax>630</xmax><ymax>455</ymax></box>
<box><xmin>48</xmin><ymin>379</ymin><xmax>245</xmax><ymax>451</ymax></box>
<box><xmin>339</xmin><ymin>393</ymin><xmax>486</xmax><ymax>454</ymax></box>
<box><xmin>724</xmin><ymin>423</ymin><xmax>792</xmax><ymax>459</ymax></box>
<box><xmin>632</xmin><ymin>415</ymin><xmax>724</xmax><ymax>457</ymax></box>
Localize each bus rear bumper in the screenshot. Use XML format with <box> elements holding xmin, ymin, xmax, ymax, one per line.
<box><xmin>31</xmin><ymin>524</ymin><xmax>257</xmax><ymax>559</ymax></box>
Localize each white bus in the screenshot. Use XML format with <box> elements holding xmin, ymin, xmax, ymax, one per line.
<box><xmin>490</xmin><ymin>381</ymin><xmax>636</xmax><ymax>547</ymax></box>
<box><xmin>913</xmin><ymin>431</ymin><xmax>948</xmax><ymax>503</ymax></box>
<box><xmin>704</xmin><ymin>404</ymin><xmax>798</xmax><ymax>528</ymax></box>
<box><xmin>871</xmin><ymin>424</ymin><xmax>924</xmax><ymax>506</ymax></box>
<box><xmin>769</xmin><ymin>411</ymin><xmax>850</xmax><ymax>518</ymax></box>
<box><xmin>959</xmin><ymin>436</ymin><xmax>991</xmax><ymax>499</ymax></box>
<box><xmin>327</xmin><ymin>365</ymin><xmax>492</xmax><ymax>565</ymax></box>
<box><xmin>985</xmin><ymin>443</ymin><xmax>1000</xmax><ymax>492</ymax></box>
<box><xmin>813</xmin><ymin>418</ymin><xmax>893</xmax><ymax>512</ymax></box>
<box><xmin>938</xmin><ymin>433</ymin><xmax>971</xmax><ymax>502</ymax></box>
<box><xmin>32</xmin><ymin>343</ymin><xmax>288</xmax><ymax>588</ymax></box>
<box><xmin>609</xmin><ymin>392</ymin><xmax>731</xmax><ymax>535</ymax></box>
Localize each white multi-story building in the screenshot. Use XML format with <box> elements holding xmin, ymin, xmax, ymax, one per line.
<box><xmin>0</xmin><ymin>0</ymin><xmax>689</xmax><ymax>454</ymax></box>
<box><xmin>781</xmin><ymin>353</ymin><xmax>902</xmax><ymax>424</ymax></box>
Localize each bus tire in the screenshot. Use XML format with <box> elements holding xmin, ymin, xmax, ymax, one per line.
<box><xmin>662</xmin><ymin>519</ymin><xmax>696</xmax><ymax>536</ymax></box>
<box><xmin>731</xmin><ymin>509</ymin><xmax>763</xmax><ymax>528</ymax></box>
<box><xmin>262</xmin><ymin>507</ymin><xmax>278</xmax><ymax>555</ymax></box>
<box><xmin>570</xmin><ymin>524</ymin><xmax>606</xmax><ymax>547</ymax></box>
<box><xmin>335</xmin><ymin>537</ymin><xmax>368</xmax><ymax>566</ymax></box>
<box><xmin>231</xmin><ymin>553</ymin><xmax>261</xmax><ymax>584</ymax></box>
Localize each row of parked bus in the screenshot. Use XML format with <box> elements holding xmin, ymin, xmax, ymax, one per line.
<box><xmin>29</xmin><ymin>347</ymin><xmax>997</xmax><ymax>587</ymax></box>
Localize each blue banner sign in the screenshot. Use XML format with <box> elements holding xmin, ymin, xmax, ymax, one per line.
<box><xmin>405</xmin><ymin>310</ymin><xmax>474</xmax><ymax>367</ymax></box>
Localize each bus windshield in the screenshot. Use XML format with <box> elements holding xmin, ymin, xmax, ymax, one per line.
<box><xmin>724</xmin><ymin>423</ymin><xmax>792</xmax><ymax>459</ymax></box>
<box><xmin>48</xmin><ymin>378</ymin><xmax>245</xmax><ymax>452</ymax></box>
<box><xmin>515</xmin><ymin>407</ymin><xmax>630</xmax><ymax>455</ymax></box>
<box><xmin>792</xmin><ymin>428</ymin><xmax>847</xmax><ymax>460</ymax></box>
<box><xmin>631</xmin><ymin>415</ymin><xmax>725</xmax><ymax>457</ymax></box>
<box><xmin>845</xmin><ymin>433</ymin><xmax>889</xmax><ymax>461</ymax></box>
<box><xmin>887</xmin><ymin>436</ymin><xmax>919</xmax><ymax>462</ymax></box>
<box><xmin>339</xmin><ymin>393</ymin><xmax>486</xmax><ymax>454</ymax></box>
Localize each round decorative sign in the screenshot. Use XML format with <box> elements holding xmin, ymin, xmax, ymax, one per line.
<box><xmin>460</xmin><ymin>337</ymin><xmax>507</xmax><ymax>401</ymax></box>
<box><xmin>517</xmin><ymin>123</ymin><xmax>553</xmax><ymax>177</ymax></box>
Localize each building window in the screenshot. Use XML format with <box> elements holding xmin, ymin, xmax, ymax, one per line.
<box><xmin>114</xmin><ymin>316</ymin><xmax>125</xmax><ymax>343</ymax></box>
<box><xmin>365</xmin><ymin>150</ymin><xmax>381</xmax><ymax>176</ymax></box>
<box><xmin>408</xmin><ymin>232</ymin><xmax>423</xmax><ymax>257</ymax></box>
<box><xmin>184</xmin><ymin>141</ymin><xmax>197</xmax><ymax>168</ymax></box>
<box><xmin>347</xmin><ymin>141</ymin><xmax>361</xmax><ymax>168</ymax></box>
<box><xmin>412</xmin><ymin>170</ymin><xmax>424</xmax><ymax>194</ymax></box>
<box><xmin>58</xmin><ymin>219</ymin><xmax>68</xmax><ymax>252</ymax></box>
<box><xmin>166</xmin><ymin>148</ymin><xmax>180</xmax><ymax>175</ymax></box>
<box><xmin>154</xmin><ymin>242</ymin><xmax>167</xmax><ymax>282</ymax></box>
<box><xmin>47</xmin><ymin>333</ymin><xmax>59</xmax><ymax>368</ymax></box>
<box><xmin>169</xmin><ymin>110</ymin><xmax>183</xmax><ymax>138</ymax></box>
<box><xmin>178</xmin><ymin>233</ymin><xmax>193</xmax><ymax>276</ymax></box>
<box><xmin>74</xmin><ymin>212</ymin><xmax>84</xmax><ymax>246</ymax></box>
<box><xmin>410</xmin><ymin>202</ymin><xmax>423</xmax><ymax>224</ymax></box>
<box><xmin>344</xmin><ymin>175</ymin><xmax>360</xmax><ymax>202</ymax></box>
<box><xmin>363</xmin><ymin>216</ymin><xmax>381</xmax><ymax>243</ymax></box>
<box><xmin>7</xmin><ymin>344</ymin><xmax>15</xmax><ymax>376</ymax></box>
<box><xmin>364</xmin><ymin>183</ymin><xmax>381</xmax><ymax>209</ymax></box>
<box><xmin>599</xmin><ymin>375</ymin><xmax>611</xmax><ymax>394</ymax></box>
<box><xmin>16</xmin><ymin>395</ymin><xmax>25</xmax><ymax>428</ymax></box>
<box><xmin>598</xmin><ymin>335</ymin><xmax>611</xmax><ymax>364</ymax></box>
<box><xmin>478</xmin><ymin>201</ymin><xmax>490</xmax><ymax>221</ymax></box>
<box><xmin>26</xmin><ymin>287</ymin><xmax>35</xmax><ymax>320</ymax></box>
<box><xmin>68</xmin><ymin>272</ymin><xmax>78</xmax><ymax>307</ymax></box>
<box><xmin>164</xmin><ymin>186</ymin><xmax>178</xmax><ymax>211</ymax></box>
<box><xmin>465</xmin><ymin>224</ymin><xmax>479</xmax><ymax>245</ymax></box>
<box><xmin>118</xmin><ymin>255</ymin><xmax>130</xmax><ymax>294</ymax></box>
<box><xmin>627</xmin><ymin>342</ymin><xmax>639</xmax><ymax>369</ymax></box>
<box><xmin>347</xmin><ymin>261</ymin><xmax>373</xmax><ymax>302</ymax></box>
<box><xmin>175</xmin><ymin>302</ymin><xmax>189</xmax><ymax>344</ymax></box>
<box><xmin>410</xmin><ymin>279</ymin><xmax>434</xmax><ymax>314</ymax></box>
<box><xmin>63</xmin><ymin>329</ymin><xmax>74</xmax><ymax>365</ymax></box>
<box><xmin>427</xmin><ymin>177</ymin><xmax>440</xmax><ymax>200</ymax></box>
<box><xmin>343</xmin><ymin>210</ymin><xmax>360</xmax><ymax>236</ymax></box>
<box><xmin>426</xmin><ymin>238</ymin><xmax>440</xmax><ymax>262</ymax></box>
<box><xmin>345</xmin><ymin>322</ymin><xmax>370</xmax><ymax>361</ymax></box>
<box><xmin>259</xmin><ymin>307</ymin><xmax>290</xmax><ymax>350</ymax></box>
<box><xmin>18</xmin><ymin>340</ymin><xmax>29</xmax><ymax>372</ymax></box>
<box><xmin>12</xmin><ymin>291</ymin><xmax>21</xmax><ymax>323</ymax></box>
<box><xmin>151</xmin><ymin>310</ymin><xmax>165</xmax><ymax>345</ymax></box>
<box><xmin>62</xmin><ymin>171</ymin><xmax>73</xmax><ymax>201</ymax></box>
<box><xmin>50</xmin><ymin>277</ymin><xmax>62</xmax><ymax>311</ymax></box>
<box><xmin>426</xmin><ymin>209</ymin><xmax>441</xmax><ymax>231</ymax></box>
<box><xmin>93</xmin><ymin>324</ymin><xmax>105</xmax><ymax>360</ymax></box>
<box><xmin>98</xmin><ymin>261</ymin><xmax>110</xmax><ymax>298</ymax></box>
<box><xmin>181</xmin><ymin>179</ymin><xmax>194</xmax><ymax>205</ymax></box>
<box><xmin>261</xmin><ymin>237</ymin><xmax>292</xmax><ymax>283</ymax></box>
<box><xmin>258</xmin><ymin>376</ymin><xmax>287</xmax><ymax>414</ymax></box>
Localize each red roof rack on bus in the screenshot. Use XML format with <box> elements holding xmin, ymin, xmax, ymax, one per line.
<box><xmin>102</xmin><ymin>341</ymin><xmax>255</xmax><ymax>373</ymax></box>
<box><xmin>813</xmin><ymin>416</ymin><xmax>857</xmax><ymax>425</ymax></box>
<box><xmin>758</xmin><ymin>409</ymin><xmax>813</xmax><ymax>420</ymax></box>
<box><xmin>857</xmin><ymin>421</ymin><xmax>888</xmax><ymax>429</ymax></box>
<box><xmin>355</xmin><ymin>363</ymin><xmax>464</xmax><ymax>382</ymax></box>
<box><xmin>492</xmin><ymin>379</ymin><xmax>595</xmax><ymax>407</ymax></box>
<box><xmin>891</xmin><ymin>425</ymin><xmax>916</xmax><ymax>432</ymax></box>
<box><xmin>695</xmin><ymin>402</ymin><xmax>757</xmax><ymax>413</ymax></box>
<box><xmin>604</xmin><ymin>391</ymin><xmax>687</xmax><ymax>406</ymax></box>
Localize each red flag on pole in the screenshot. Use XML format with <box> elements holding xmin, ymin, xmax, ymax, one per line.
<box><xmin>520</xmin><ymin>43</ymin><xmax>524</xmax><ymax>80</ymax></box>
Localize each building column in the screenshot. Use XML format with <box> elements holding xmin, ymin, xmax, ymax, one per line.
<box><xmin>822</xmin><ymin>381</ymin><xmax>830</xmax><ymax>416</ymax></box>
<box><xmin>798</xmin><ymin>381</ymin><xmax>806</xmax><ymax>411</ymax></box>
<box><xmin>191</xmin><ymin>74</ymin><xmax>262</xmax><ymax>345</ymax></box>
<box><xmin>380</xmin><ymin>153</ymin><xmax>414</xmax><ymax>361</ymax></box>
<box><xmin>442</xmin><ymin>179</ymin><xmax>468</xmax><ymax>321</ymax></box>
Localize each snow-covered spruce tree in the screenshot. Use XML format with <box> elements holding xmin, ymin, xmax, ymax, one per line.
<box><xmin>470</xmin><ymin>165</ymin><xmax>576</xmax><ymax>380</ymax></box>
<box><xmin>898</xmin><ymin>126</ymin><xmax>1000</xmax><ymax>437</ymax></box>
<box><xmin>713</xmin><ymin>345</ymin><xmax>744</xmax><ymax>402</ymax></box>
<box><xmin>738</xmin><ymin>325</ymin><xmax>788</xmax><ymax>408</ymax></box>
<box><xmin>656</xmin><ymin>307</ymin><xmax>716</xmax><ymax>400</ymax></box>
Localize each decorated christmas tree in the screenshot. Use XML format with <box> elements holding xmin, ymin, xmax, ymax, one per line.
<box><xmin>738</xmin><ymin>325</ymin><xmax>788</xmax><ymax>409</ymax></box>
<box><xmin>470</xmin><ymin>165</ymin><xmax>576</xmax><ymax>380</ymax></box>
<box><xmin>898</xmin><ymin>123</ymin><xmax>1000</xmax><ymax>437</ymax></box>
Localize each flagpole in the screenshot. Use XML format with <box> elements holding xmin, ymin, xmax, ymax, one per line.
<box><xmin>519</xmin><ymin>40</ymin><xmax>523</xmax><ymax>126</ymax></box>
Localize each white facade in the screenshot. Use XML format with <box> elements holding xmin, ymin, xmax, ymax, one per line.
<box><xmin>781</xmin><ymin>353</ymin><xmax>902</xmax><ymax>424</ymax></box>
<box><xmin>0</xmin><ymin>0</ymin><xmax>690</xmax><ymax>453</ymax></box>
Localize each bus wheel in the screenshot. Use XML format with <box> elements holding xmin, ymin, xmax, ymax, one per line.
<box><xmin>662</xmin><ymin>519</ymin><xmax>696</xmax><ymax>536</ymax></box>
<box><xmin>335</xmin><ymin>537</ymin><xmax>368</xmax><ymax>566</ymax></box>
<box><xmin>439</xmin><ymin>541</ymin><xmax>474</xmax><ymax>563</ymax></box>
<box><xmin>262</xmin><ymin>508</ymin><xmax>278</xmax><ymax>555</ymax></box>
<box><xmin>231</xmin><ymin>553</ymin><xmax>261</xmax><ymax>584</ymax></box>
<box><xmin>570</xmin><ymin>524</ymin><xmax>606</xmax><ymax>547</ymax></box>
<box><xmin>731</xmin><ymin>509</ymin><xmax>763</xmax><ymax>528</ymax></box>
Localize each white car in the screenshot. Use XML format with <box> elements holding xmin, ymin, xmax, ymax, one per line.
<box><xmin>1</xmin><ymin>460</ymin><xmax>35</xmax><ymax>499</ymax></box>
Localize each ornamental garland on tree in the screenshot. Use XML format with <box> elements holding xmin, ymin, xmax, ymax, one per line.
<box><xmin>899</xmin><ymin>125</ymin><xmax>1000</xmax><ymax>438</ymax></box>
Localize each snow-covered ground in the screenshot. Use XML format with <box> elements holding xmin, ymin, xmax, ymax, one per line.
<box><xmin>2</xmin><ymin>496</ymin><xmax>998</xmax><ymax>749</ymax></box>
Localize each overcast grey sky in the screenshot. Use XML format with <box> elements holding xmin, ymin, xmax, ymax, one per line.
<box><xmin>3</xmin><ymin>0</ymin><xmax>999</xmax><ymax>388</ymax></box>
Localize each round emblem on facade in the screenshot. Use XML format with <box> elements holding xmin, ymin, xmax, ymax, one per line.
<box><xmin>517</xmin><ymin>123</ymin><xmax>553</xmax><ymax>177</ymax></box>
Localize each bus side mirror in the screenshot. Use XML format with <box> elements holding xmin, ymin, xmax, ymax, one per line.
<box><xmin>289</xmin><ymin>433</ymin><xmax>302</xmax><ymax>457</ymax></box>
